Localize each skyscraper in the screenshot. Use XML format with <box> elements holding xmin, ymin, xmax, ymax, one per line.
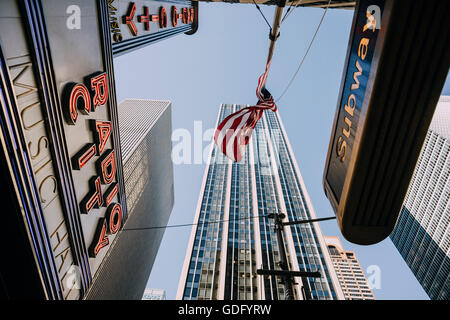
<box><xmin>142</xmin><ymin>288</ymin><xmax>167</xmax><ymax>300</ymax></box>
<box><xmin>177</xmin><ymin>104</ymin><xmax>344</xmax><ymax>300</ymax></box>
<box><xmin>325</xmin><ymin>236</ymin><xmax>375</xmax><ymax>300</ymax></box>
<box><xmin>390</xmin><ymin>96</ymin><xmax>450</xmax><ymax>300</ymax></box>
<box><xmin>85</xmin><ymin>99</ymin><xmax>174</xmax><ymax>299</ymax></box>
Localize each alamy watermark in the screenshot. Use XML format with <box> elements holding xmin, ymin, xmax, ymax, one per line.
<box><xmin>66</xmin><ymin>5</ymin><xmax>81</xmax><ymax>30</ymax></box>
<box><xmin>366</xmin><ymin>265</ymin><xmax>382</xmax><ymax>290</ymax></box>
<box><xmin>366</xmin><ymin>5</ymin><xmax>382</xmax><ymax>31</ymax></box>
<box><xmin>171</xmin><ymin>120</ymin><xmax>282</xmax><ymax>175</ymax></box>
<box><xmin>63</xmin><ymin>265</ymin><xmax>82</xmax><ymax>292</ymax></box>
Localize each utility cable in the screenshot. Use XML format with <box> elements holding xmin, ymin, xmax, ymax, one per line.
<box><xmin>121</xmin><ymin>214</ymin><xmax>270</xmax><ymax>231</ymax></box>
<box><xmin>121</xmin><ymin>213</ymin><xmax>337</xmax><ymax>231</ymax></box>
<box><xmin>252</xmin><ymin>0</ymin><xmax>273</xmax><ymax>31</ymax></box>
<box><xmin>276</xmin><ymin>0</ymin><xmax>332</xmax><ymax>102</ymax></box>
<box><xmin>281</xmin><ymin>0</ymin><xmax>301</xmax><ymax>23</ymax></box>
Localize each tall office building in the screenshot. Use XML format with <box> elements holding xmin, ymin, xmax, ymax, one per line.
<box><xmin>142</xmin><ymin>288</ymin><xmax>167</xmax><ymax>300</ymax></box>
<box><xmin>177</xmin><ymin>104</ymin><xmax>344</xmax><ymax>300</ymax></box>
<box><xmin>390</xmin><ymin>96</ymin><xmax>450</xmax><ymax>300</ymax></box>
<box><xmin>85</xmin><ymin>99</ymin><xmax>174</xmax><ymax>299</ymax></box>
<box><xmin>325</xmin><ymin>236</ymin><xmax>375</xmax><ymax>300</ymax></box>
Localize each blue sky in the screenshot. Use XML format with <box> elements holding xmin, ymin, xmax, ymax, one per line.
<box><xmin>114</xmin><ymin>3</ymin><xmax>448</xmax><ymax>299</ymax></box>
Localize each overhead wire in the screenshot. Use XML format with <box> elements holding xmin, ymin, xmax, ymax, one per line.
<box><xmin>121</xmin><ymin>213</ymin><xmax>337</xmax><ymax>231</ymax></box>
<box><xmin>276</xmin><ymin>0</ymin><xmax>332</xmax><ymax>102</ymax></box>
<box><xmin>135</xmin><ymin>2</ymin><xmax>334</xmax><ymax>235</ymax></box>
<box><xmin>281</xmin><ymin>0</ymin><xmax>301</xmax><ymax>23</ymax></box>
<box><xmin>252</xmin><ymin>0</ymin><xmax>273</xmax><ymax>31</ymax></box>
<box><xmin>121</xmin><ymin>214</ymin><xmax>270</xmax><ymax>231</ymax></box>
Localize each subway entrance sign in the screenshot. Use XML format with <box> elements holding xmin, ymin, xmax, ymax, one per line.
<box><xmin>323</xmin><ymin>0</ymin><xmax>450</xmax><ymax>245</ymax></box>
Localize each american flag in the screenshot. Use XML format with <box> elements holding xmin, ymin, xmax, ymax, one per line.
<box><xmin>214</xmin><ymin>62</ymin><xmax>277</xmax><ymax>162</ymax></box>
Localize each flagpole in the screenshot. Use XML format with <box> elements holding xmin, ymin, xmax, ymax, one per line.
<box><xmin>266</xmin><ymin>0</ymin><xmax>287</xmax><ymax>65</ymax></box>
<box><xmin>214</xmin><ymin>1</ymin><xmax>286</xmax><ymax>163</ymax></box>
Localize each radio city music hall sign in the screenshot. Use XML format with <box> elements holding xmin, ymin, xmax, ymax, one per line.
<box><xmin>109</xmin><ymin>1</ymin><xmax>195</xmax><ymax>42</ymax></box>
<box><xmin>63</xmin><ymin>72</ymin><xmax>122</xmax><ymax>258</ymax></box>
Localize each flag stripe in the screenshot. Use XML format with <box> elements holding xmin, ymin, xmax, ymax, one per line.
<box><xmin>214</xmin><ymin>61</ymin><xmax>277</xmax><ymax>162</ymax></box>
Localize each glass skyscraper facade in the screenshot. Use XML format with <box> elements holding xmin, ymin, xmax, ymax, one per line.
<box><xmin>177</xmin><ymin>104</ymin><xmax>343</xmax><ymax>300</ymax></box>
<box><xmin>390</xmin><ymin>96</ymin><xmax>450</xmax><ymax>300</ymax></box>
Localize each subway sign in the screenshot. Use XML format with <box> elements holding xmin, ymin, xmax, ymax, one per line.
<box><xmin>323</xmin><ymin>0</ymin><xmax>449</xmax><ymax>244</ymax></box>
<box><xmin>325</xmin><ymin>0</ymin><xmax>384</xmax><ymax>204</ymax></box>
